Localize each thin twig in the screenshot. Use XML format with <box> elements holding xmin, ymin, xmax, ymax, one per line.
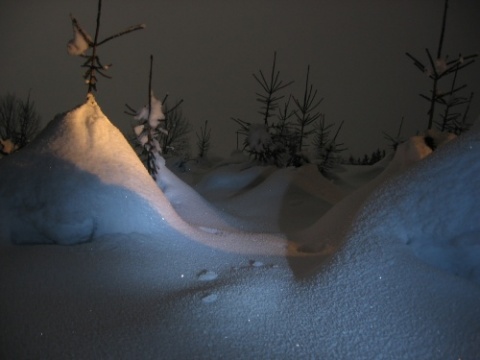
<box><xmin>86</xmin><ymin>0</ymin><xmax>103</xmax><ymax>93</ymax></box>
<box><xmin>124</xmin><ymin>103</ymin><xmax>137</xmax><ymax>116</ymax></box>
<box><xmin>97</xmin><ymin>24</ymin><xmax>146</xmax><ymax>46</ymax></box>
<box><xmin>148</xmin><ymin>55</ymin><xmax>153</xmax><ymax>121</ymax></box>
<box><xmin>165</xmin><ymin>99</ymin><xmax>184</xmax><ymax>114</ymax></box>
<box><xmin>437</xmin><ymin>0</ymin><xmax>449</xmax><ymax>59</ymax></box>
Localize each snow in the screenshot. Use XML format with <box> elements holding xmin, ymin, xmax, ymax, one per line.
<box><xmin>0</xmin><ymin>96</ymin><xmax>479</xmax><ymax>358</ymax></box>
<box><xmin>247</xmin><ymin>123</ymin><xmax>271</xmax><ymax>153</ymax></box>
<box><xmin>0</xmin><ymin>94</ymin><xmax>180</xmax><ymax>244</ymax></box>
<box><xmin>134</xmin><ymin>92</ymin><xmax>165</xmax><ymax>130</ymax></box>
<box><xmin>67</xmin><ymin>26</ymin><xmax>91</xmax><ymax>56</ymax></box>
<box><xmin>148</xmin><ymin>93</ymin><xmax>165</xmax><ymax>129</ymax></box>
<box><xmin>435</xmin><ymin>57</ymin><xmax>448</xmax><ymax>75</ymax></box>
<box><xmin>359</xmin><ymin>127</ymin><xmax>480</xmax><ymax>283</ymax></box>
<box><xmin>0</xmin><ymin>138</ymin><xmax>17</xmax><ymax>154</ymax></box>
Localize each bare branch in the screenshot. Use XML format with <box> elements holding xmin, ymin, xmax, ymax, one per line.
<box><xmin>97</xmin><ymin>24</ymin><xmax>146</xmax><ymax>46</ymax></box>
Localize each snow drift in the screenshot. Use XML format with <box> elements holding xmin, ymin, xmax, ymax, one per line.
<box><xmin>358</xmin><ymin>126</ymin><xmax>480</xmax><ymax>283</ymax></box>
<box><xmin>0</xmin><ymin>94</ymin><xmax>184</xmax><ymax>244</ymax></box>
<box><xmin>0</xmin><ymin>95</ymin><xmax>291</xmax><ymax>255</ymax></box>
<box><xmin>0</xmin><ymin>95</ymin><xmax>479</xmax><ymax>358</ymax></box>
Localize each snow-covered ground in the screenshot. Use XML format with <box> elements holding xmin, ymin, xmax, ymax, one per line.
<box><xmin>0</xmin><ymin>95</ymin><xmax>479</xmax><ymax>359</ymax></box>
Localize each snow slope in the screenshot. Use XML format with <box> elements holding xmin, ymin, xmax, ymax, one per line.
<box><xmin>359</xmin><ymin>126</ymin><xmax>480</xmax><ymax>284</ymax></box>
<box><xmin>0</xmin><ymin>95</ymin><xmax>290</xmax><ymax>255</ymax></box>
<box><xmin>0</xmin><ymin>97</ymin><xmax>479</xmax><ymax>359</ymax></box>
<box><xmin>184</xmin><ymin>163</ymin><xmax>345</xmax><ymax>233</ymax></box>
<box><xmin>0</xmin><ymin>94</ymin><xmax>181</xmax><ymax>244</ymax></box>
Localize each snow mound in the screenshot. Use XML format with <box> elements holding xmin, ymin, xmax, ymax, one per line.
<box><xmin>358</xmin><ymin>126</ymin><xmax>480</xmax><ymax>284</ymax></box>
<box><xmin>0</xmin><ymin>95</ymin><xmax>183</xmax><ymax>245</ymax></box>
<box><xmin>0</xmin><ymin>95</ymin><xmax>292</xmax><ymax>255</ymax></box>
<box><xmin>0</xmin><ymin>114</ymin><xmax>479</xmax><ymax>357</ymax></box>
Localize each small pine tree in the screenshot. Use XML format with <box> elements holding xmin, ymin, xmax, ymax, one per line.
<box><xmin>368</xmin><ymin>148</ymin><xmax>384</xmax><ymax>165</ymax></box>
<box><xmin>348</xmin><ymin>154</ymin><xmax>356</xmax><ymax>165</ymax></box>
<box><xmin>128</xmin><ymin>92</ymin><xmax>166</xmax><ymax>180</ymax></box>
<box><xmin>361</xmin><ymin>154</ymin><xmax>369</xmax><ymax>165</ymax></box>
<box><xmin>232</xmin><ymin>52</ymin><xmax>293</xmax><ymax>165</ymax></box>
<box><xmin>437</xmin><ymin>64</ymin><xmax>474</xmax><ymax>133</ymax></box>
<box><xmin>253</xmin><ymin>51</ymin><xmax>294</xmax><ymax>127</ymax></box>
<box><xmin>314</xmin><ymin>118</ymin><xmax>346</xmax><ymax>176</ymax></box>
<box><xmin>196</xmin><ymin>120</ymin><xmax>211</xmax><ymax>158</ymax></box>
<box><xmin>0</xmin><ymin>92</ymin><xmax>41</xmax><ymax>154</ymax></box>
<box><xmin>125</xmin><ymin>56</ymin><xmax>166</xmax><ymax>179</ymax></box>
<box><xmin>126</xmin><ymin>56</ymin><xmax>190</xmax><ymax>176</ymax></box>
<box><xmin>161</xmin><ymin>99</ymin><xmax>190</xmax><ymax>157</ymax></box>
<box><xmin>291</xmin><ymin>65</ymin><xmax>323</xmax><ymax>166</ymax></box>
<box><xmin>406</xmin><ymin>0</ymin><xmax>477</xmax><ymax>131</ymax></box>
<box><xmin>452</xmin><ymin>92</ymin><xmax>474</xmax><ymax>134</ymax></box>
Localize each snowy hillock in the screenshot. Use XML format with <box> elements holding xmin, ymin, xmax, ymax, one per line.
<box><xmin>1</xmin><ymin>95</ymin><xmax>479</xmax><ymax>358</ymax></box>
<box><xmin>358</xmin><ymin>125</ymin><xmax>480</xmax><ymax>283</ymax></box>
<box><xmin>0</xmin><ymin>95</ymin><xmax>188</xmax><ymax>244</ymax></box>
<box><xmin>0</xmin><ymin>95</ymin><xmax>292</xmax><ymax>255</ymax></box>
<box><xmin>0</xmin><ymin>105</ymin><xmax>480</xmax><ymax>360</ymax></box>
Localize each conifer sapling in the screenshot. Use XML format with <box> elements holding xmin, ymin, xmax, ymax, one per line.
<box><xmin>125</xmin><ymin>56</ymin><xmax>167</xmax><ymax>180</ymax></box>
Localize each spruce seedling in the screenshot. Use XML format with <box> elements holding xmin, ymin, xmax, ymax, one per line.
<box><xmin>160</xmin><ymin>99</ymin><xmax>189</xmax><ymax>156</ymax></box>
<box><xmin>405</xmin><ymin>0</ymin><xmax>477</xmax><ymax>130</ymax></box>
<box><xmin>314</xmin><ymin>117</ymin><xmax>346</xmax><ymax>176</ymax></box>
<box><xmin>254</xmin><ymin>51</ymin><xmax>294</xmax><ymax>126</ymax></box>
<box><xmin>232</xmin><ymin>52</ymin><xmax>293</xmax><ymax>165</ymax></box>
<box><xmin>437</xmin><ymin>64</ymin><xmax>473</xmax><ymax>132</ymax></box>
<box><xmin>292</xmin><ymin>65</ymin><xmax>323</xmax><ymax>157</ymax></box>
<box><xmin>125</xmin><ymin>56</ymin><xmax>188</xmax><ymax>177</ymax></box>
<box><xmin>196</xmin><ymin>120</ymin><xmax>211</xmax><ymax>159</ymax></box>
<box><xmin>125</xmin><ymin>55</ymin><xmax>166</xmax><ymax>179</ymax></box>
<box><xmin>0</xmin><ymin>92</ymin><xmax>41</xmax><ymax>154</ymax></box>
<box><xmin>454</xmin><ymin>92</ymin><xmax>474</xmax><ymax>134</ymax></box>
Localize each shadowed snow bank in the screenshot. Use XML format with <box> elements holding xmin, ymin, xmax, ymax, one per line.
<box><xmin>357</xmin><ymin>125</ymin><xmax>480</xmax><ymax>284</ymax></box>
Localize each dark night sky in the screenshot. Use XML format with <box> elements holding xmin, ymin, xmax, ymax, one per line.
<box><xmin>1</xmin><ymin>0</ymin><xmax>479</xmax><ymax>158</ymax></box>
